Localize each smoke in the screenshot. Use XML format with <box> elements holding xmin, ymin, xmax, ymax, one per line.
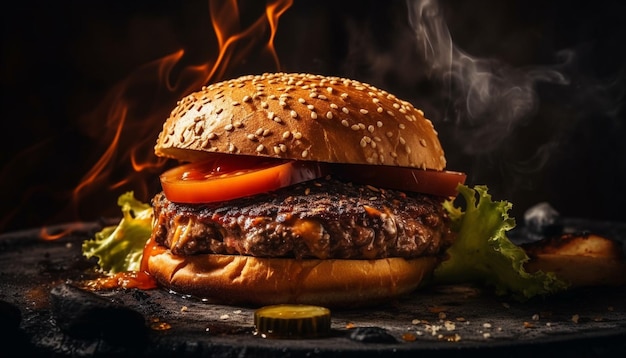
<box><xmin>323</xmin><ymin>0</ymin><xmax>625</xmax><ymax>219</ymax></box>
<box><xmin>407</xmin><ymin>0</ymin><xmax>569</xmax><ymax>155</ymax></box>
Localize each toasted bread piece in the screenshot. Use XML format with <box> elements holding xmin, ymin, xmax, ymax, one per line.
<box><xmin>522</xmin><ymin>233</ymin><xmax>626</xmax><ymax>287</ymax></box>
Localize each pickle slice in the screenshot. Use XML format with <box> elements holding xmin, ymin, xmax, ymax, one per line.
<box><xmin>254</xmin><ymin>304</ymin><xmax>331</xmax><ymax>339</ymax></box>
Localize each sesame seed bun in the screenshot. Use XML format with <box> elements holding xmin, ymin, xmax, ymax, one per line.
<box><xmin>155</xmin><ymin>72</ymin><xmax>446</xmax><ymax>170</ymax></box>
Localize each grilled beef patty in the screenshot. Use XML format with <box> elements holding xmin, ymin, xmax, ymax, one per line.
<box><xmin>151</xmin><ymin>178</ymin><xmax>455</xmax><ymax>260</ymax></box>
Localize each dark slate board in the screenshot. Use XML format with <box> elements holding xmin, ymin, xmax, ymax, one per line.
<box><xmin>1</xmin><ymin>219</ymin><xmax>625</xmax><ymax>357</ymax></box>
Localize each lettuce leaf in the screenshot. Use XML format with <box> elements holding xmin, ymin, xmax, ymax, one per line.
<box><xmin>433</xmin><ymin>185</ymin><xmax>569</xmax><ymax>300</ymax></box>
<box><xmin>82</xmin><ymin>192</ymin><xmax>153</xmax><ymax>274</ymax></box>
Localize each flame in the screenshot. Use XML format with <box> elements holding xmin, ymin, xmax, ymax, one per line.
<box><xmin>30</xmin><ymin>0</ymin><xmax>293</xmax><ymax>239</ymax></box>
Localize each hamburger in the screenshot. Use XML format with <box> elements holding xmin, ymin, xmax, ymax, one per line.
<box><xmin>142</xmin><ymin>72</ymin><xmax>467</xmax><ymax>307</ymax></box>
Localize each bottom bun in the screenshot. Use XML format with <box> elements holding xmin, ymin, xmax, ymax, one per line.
<box><xmin>147</xmin><ymin>251</ymin><xmax>438</xmax><ymax>307</ymax></box>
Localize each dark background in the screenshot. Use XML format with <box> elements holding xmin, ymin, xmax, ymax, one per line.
<box><xmin>2</xmin><ymin>0</ymin><xmax>625</xmax><ymax>233</ymax></box>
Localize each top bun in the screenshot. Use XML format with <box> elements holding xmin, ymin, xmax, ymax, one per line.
<box><xmin>155</xmin><ymin>73</ymin><xmax>446</xmax><ymax>170</ymax></box>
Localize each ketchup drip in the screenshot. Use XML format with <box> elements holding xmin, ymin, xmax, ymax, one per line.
<box><xmin>84</xmin><ymin>235</ymin><xmax>163</xmax><ymax>291</ymax></box>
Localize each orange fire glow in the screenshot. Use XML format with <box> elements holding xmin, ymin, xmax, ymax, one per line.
<box><xmin>37</xmin><ymin>0</ymin><xmax>294</xmax><ymax>239</ymax></box>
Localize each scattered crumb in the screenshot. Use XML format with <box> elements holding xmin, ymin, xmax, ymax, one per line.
<box><xmin>402</xmin><ymin>332</ymin><xmax>417</xmax><ymax>342</ymax></box>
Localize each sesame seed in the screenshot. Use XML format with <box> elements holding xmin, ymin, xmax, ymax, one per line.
<box><xmin>255</xmin><ymin>128</ymin><xmax>264</xmax><ymax>136</ymax></box>
<box><xmin>368</xmin><ymin>125</ymin><xmax>375</xmax><ymax>133</ymax></box>
<box><xmin>282</xmin><ymin>131</ymin><xmax>291</xmax><ymax>139</ymax></box>
<box><xmin>341</xmin><ymin>93</ymin><xmax>349</xmax><ymax>99</ymax></box>
<box><xmin>326</xmin><ymin>87</ymin><xmax>333</xmax><ymax>93</ymax></box>
<box><xmin>326</xmin><ymin>111</ymin><xmax>333</xmax><ymax>119</ymax></box>
<box><xmin>330</xmin><ymin>103</ymin><xmax>339</xmax><ymax>109</ymax></box>
<box><xmin>261</xmin><ymin>101</ymin><xmax>269</xmax><ymax>108</ymax></box>
<box><xmin>307</xmin><ymin>104</ymin><xmax>314</xmax><ymax>110</ymax></box>
<box><xmin>243</xmin><ymin>95</ymin><xmax>252</xmax><ymax>102</ymax></box>
<box><xmin>234</xmin><ymin>121</ymin><xmax>243</xmax><ymax>128</ymax></box>
<box><xmin>279</xmin><ymin>144</ymin><xmax>287</xmax><ymax>152</ymax></box>
<box><xmin>293</xmin><ymin>131</ymin><xmax>302</xmax><ymax>139</ymax></box>
<box><xmin>341</xmin><ymin>120</ymin><xmax>350</xmax><ymax>127</ymax></box>
<box><xmin>377</xmin><ymin>107</ymin><xmax>384</xmax><ymax>113</ymax></box>
<box><xmin>342</xmin><ymin>107</ymin><xmax>349</xmax><ymax>114</ymax></box>
<box><xmin>263</xmin><ymin>129</ymin><xmax>271</xmax><ymax>136</ymax></box>
<box><xmin>399</xmin><ymin>137</ymin><xmax>406</xmax><ymax>145</ymax></box>
<box><xmin>419</xmin><ymin>138</ymin><xmax>427</xmax><ymax>147</ymax></box>
<box><xmin>207</xmin><ymin>132</ymin><xmax>217</xmax><ymax>139</ymax></box>
<box><xmin>298</xmin><ymin>98</ymin><xmax>306</xmax><ymax>104</ymax></box>
<box><xmin>311</xmin><ymin>112</ymin><xmax>318</xmax><ymax>120</ymax></box>
<box><xmin>399</xmin><ymin>123</ymin><xmax>406</xmax><ymax>129</ymax></box>
<box><xmin>351</xmin><ymin>124</ymin><xmax>360</xmax><ymax>131</ymax></box>
<box><xmin>256</xmin><ymin>144</ymin><xmax>265</xmax><ymax>152</ymax></box>
<box><xmin>301</xmin><ymin>150</ymin><xmax>309</xmax><ymax>158</ymax></box>
<box><xmin>273</xmin><ymin>146</ymin><xmax>281</xmax><ymax>154</ymax></box>
<box><xmin>309</xmin><ymin>92</ymin><xmax>318</xmax><ymax>98</ymax></box>
<box><xmin>360</xmin><ymin>109</ymin><xmax>368</xmax><ymax>115</ymax></box>
<box><xmin>232</xmin><ymin>101</ymin><xmax>240</xmax><ymax>106</ymax></box>
<box><xmin>289</xmin><ymin>110</ymin><xmax>298</xmax><ymax>118</ymax></box>
<box><xmin>247</xmin><ymin>134</ymin><xmax>256</xmax><ymax>140</ymax></box>
<box><xmin>225</xmin><ymin>124</ymin><xmax>234</xmax><ymax>131</ymax></box>
<box><xmin>387</xmin><ymin>110</ymin><xmax>395</xmax><ymax>116</ymax></box>
<box><xmin>267</xmin><ymin>111</ymin><xmax>275</xmax><ymax>120</ymax></box>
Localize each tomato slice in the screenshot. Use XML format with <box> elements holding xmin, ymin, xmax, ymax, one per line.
<box><xmin>160</xmin><ymin>156</ymin><xmax>329</xmax><ymax>204</ymax></box>
<box><xmin>331</xmin><ymin>163</ymin><xmax>466</xmax><ymax>198</ymax></box>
